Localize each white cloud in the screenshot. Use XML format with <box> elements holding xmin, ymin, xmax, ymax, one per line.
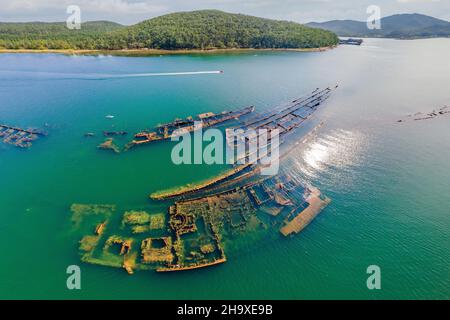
<box><xmin>397</xmin><ymin>0</ymin><xmax>440</xmax><ymax>3</ymax></box>
<box><xmin>0</xmin><ymin>0</ymin><xmax>167</xmax><ymax>23</ymax></box>
<box><xmin>3</xmin><ymin>0</ymin><xmax>166</xmax><ymax>13</ymax></box>
<box><xmin>0</xmin><ymin>0</ymin><xmax>448</xmax><ymax>24</ymax></box>
<box><xmin>81</xmin><ymin>0</ymin><xmax>166</xmax><ymax>14</ymax></box>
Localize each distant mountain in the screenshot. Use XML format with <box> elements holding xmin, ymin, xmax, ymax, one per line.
<box><xmin>306</xmin><ymin>13</ymin><xmax>450</xmax><ymax>39</ymax></box>
<box><xmin>0</xmin><ymin>10</ymin><xmax>338</xmax><ymax>51</ymax></box>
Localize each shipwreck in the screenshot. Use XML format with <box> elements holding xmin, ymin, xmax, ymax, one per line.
<box><xmin>0</xmin><ymin>124</ymin><xmax>46</xmax><ymax>148</ymax></box>
<box><xmin>125</xmin><ymin>106</ymin><xmax>255</xmax><ymax>149</ymax></box>
<box><xmin>74</xmin><ymin>86</ymin><xmax>336</xmax><ymax>274</ymax></box>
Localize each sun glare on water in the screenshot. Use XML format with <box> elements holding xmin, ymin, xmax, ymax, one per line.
<box><xmin>292</xmin><ymin>129</ymin><xmax>366</xmax><ymax>184</ymax></box>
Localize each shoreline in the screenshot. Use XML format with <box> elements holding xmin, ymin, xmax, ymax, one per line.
<box><xmin>0</xmin><ymin>46</ymin><xmax>336</xmax><ymax>56</ymax></box>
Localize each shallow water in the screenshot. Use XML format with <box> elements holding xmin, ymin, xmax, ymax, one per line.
<box><xmin>0</xmin><ymin>38</ymin><xmax>449</xmax><ymax>299</ymax></box>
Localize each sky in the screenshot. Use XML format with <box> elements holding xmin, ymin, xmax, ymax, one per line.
<box><xmin>0</xmin><ymin>0</ymin><xmax>449</xmax><ymax>25</ymax></box>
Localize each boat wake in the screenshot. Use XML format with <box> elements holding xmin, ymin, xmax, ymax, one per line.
<box><xmin>99</xmin><ymin>71</ymin><xmax>224</xmax><ymax>79</ymax></box>
<box><xmin>0</xmin><ymin>70</ymin><xmax>223</xmax><ymax>81</ymax></box>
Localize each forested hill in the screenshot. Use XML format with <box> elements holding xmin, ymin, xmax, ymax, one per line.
<box><xmin>0</xmin><ymin>10</ymin><xmax>338</xmax><ymax>50</ymax></box>
<box><xmin>123</xmin><ymin>10</ymin><xmax>338</xmax><ymax>49</ymax></box>
<box><xmin>0</xmin><ymin>21</ymin><xmax>124</xmax><ymax>49</ymax></box>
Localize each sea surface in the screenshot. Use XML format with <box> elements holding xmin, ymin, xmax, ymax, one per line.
<box><xmin>0</xmin><ymin>38</ymin><xmax>449</xmax><ymax>299</ymax></box>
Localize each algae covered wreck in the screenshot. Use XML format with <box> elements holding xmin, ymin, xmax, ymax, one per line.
<box><xmin>125</xmin><ymin>105</ymin><xmax>255</xmax><ymax>149</ymax></box>
<box><xmin>74</xmin><ymin>171</ymin><xmax>330</xmax><ymax>274</ymax></box>
<box><xmin>72</xmin><ymin>87</ymin><xmax>335</xmax><ymax>274</ymax></box>
<box><xmin>0</xmin><ymin>124</ymin><xmax>46</xmax><ymax>148</ymax></box>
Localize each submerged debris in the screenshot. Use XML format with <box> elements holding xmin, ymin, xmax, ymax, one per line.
<box><xmin>79</xmin><ymin>235</ymin><xmax>100</xmax><ymax>252</ymax></box>
<box><xmin>0</xmin><ymin>124</ymin><xmax>46</xmax><ymax>148</ymax></box>
<box><xmin>280</xmin><ymin>187</ymin><xmax>331</xmax><ymax>236</ymax></box>
<box><xmin>104</xmin><ymin>131</ymin><xmax>128</xmax><ymax>137</ymax></box>
<box><xmin>95</xmin><ymin>222</ymin><xmax>107</xmax><ymax>235</ymax></box>
<box><xmin>122</xmin><ymin>211</ymin><xmax>150</xmax><ymax>225</ymax></box>
<box><xmin>397</xmin><ymin>106</ymin><xmax>449</xmax><ymax>123</ymax></box>
<box><xmin>141</xmin><ymin>237</ymin><xmax>174</xmax><ymax>264</ymax></box>
<box><xmin>71</xmin><ymin>204</ymin><xmax>115</xmax><ymax>228</ymax></box>
<box><xmin>121</xmin><ymin>211</ymin><xmax>165</xmax><ymax>234</ymax></box>
<box><xmin>97</xmin><ymin>138</ymin><xmax>120</xmax><ymax>153</ymax></box>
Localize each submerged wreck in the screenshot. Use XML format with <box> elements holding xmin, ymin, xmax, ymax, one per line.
<box><xmin>97</xmin><ymin>138</ymin><xmax>120</xmax><ymax>153</ymax></box>
<box><xmin>397</xmin><ymin>106</ymin><xmax>450</xmax><ymax>123</ymax></box>
<box><xmin>74</xmin><ymin>87</ymin><xmax>335</xmax><ymax>274</ymax></box>
<box><xmin>75</xmin><ymin>170</ymin><xmax>330</xmax><ymax>274</ymax></box>
<box><xmin>125</xmin><ymin>106</ymin><xmax>255</xmax><ymax>149</ymax></box>
<box><xmin>151</xmin><ymin>86</ymin><xmax>335</xmax><ymax>201</ymax></box>
<box><xmin>0</xmin><ymin>124</ymin><xmax>46</xmax><ymax>148</ymax></box>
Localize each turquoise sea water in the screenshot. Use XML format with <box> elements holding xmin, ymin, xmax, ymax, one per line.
<box><xmin>0</xmin><ymin>38</ymin><xmax>449</xmax><ymax>299</ymax></box>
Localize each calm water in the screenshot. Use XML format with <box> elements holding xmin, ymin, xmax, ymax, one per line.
<box><xmin>0</xmin><ymin>38</ymin><xmax>449</xmax><ymax>299</ymax></box>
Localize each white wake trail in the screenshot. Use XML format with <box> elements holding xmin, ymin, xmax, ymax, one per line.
<box><xmin>101</xmin><ymin>70</ymin><xmax>223</xmax><ymax>79</ymax></box>
<box><xmin>0</xmin><ymin>70</ymin><xmax>224</xmax><ymax>81</ymax></box>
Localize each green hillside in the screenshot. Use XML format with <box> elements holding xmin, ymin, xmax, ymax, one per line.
<box><xmin>122</xmin><ymin>10</ymin><xmax>338</xmax><ymax>49</ymax></box>
<box><xmin>0</xmin><ymin>21</ymin><xmax>124</xmax><ymax>49</ymax></box>
<box><xmin>0</xmin><ymin>10</ymin><xmax>338</xmax><ymax>50</ymax></box>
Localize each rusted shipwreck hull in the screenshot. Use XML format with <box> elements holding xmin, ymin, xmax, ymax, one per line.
<box><xmin>126</xmin><ymin>105</ymin><xmax>255</xmax><ymax>148</ymax></box>
<box><xmin>0</xmin><ymin>124</ymin><xmax>46</xmax><ymax>148</ymax></box>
